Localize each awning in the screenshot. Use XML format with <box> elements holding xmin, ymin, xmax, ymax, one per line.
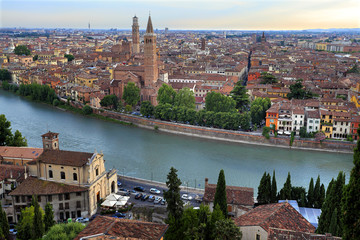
<box><xmin>115</xmin><ymin>196</ymin><xmax>130</xmax><ymax>207</ymax></box>
<box><xmin>101</xmin><ymin>200</ymin><xmax>117</xmax><ymax>207</ymax></box>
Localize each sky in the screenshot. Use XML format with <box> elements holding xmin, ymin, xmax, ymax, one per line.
<box><xmin>0</xmin><ymin>0</ymin><xmax>359</xmax><ymax>31</ymax></box>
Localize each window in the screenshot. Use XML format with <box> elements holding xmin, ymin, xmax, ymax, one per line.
<box><xmin>96</xmin><ymin>168</ymin><xmax>99</xmax><ymax>176</ymax></box>
<box><xmin>61</xmin><ymin>172</ymin><xmax>65</xmax><ymax>180</ymax></box>
<box><xmin>76</xmin><ymin>201</ymin><xmax>81</xmax><ymax>208</ymax></box>
<box><xmin>315</xmin><ymin>120</ymin><xmax>319</xmax><ymax>124</ymax></box>
<box><xmin>38</xmin><ymin>196</ymin><xmax>41</xmax><ymax>202</ymax></box>
<box><xmin>256</xmin><ymin>234</ymin><xmax>260</xmax><ymax>240</ymax></box>
<box><xmin>58</xmin><ymin>194</ymin><xmax>63</xmax><ymax>201</ymax></box>
<box><xmin>16</xmin><ymin>196</ymin><xmax>19</xmax><ymax>203</ymax></box>
<box><xmin>309</xmin><ymin>126</ymin><xmax>312</xmax><ymax>129</ymax></box>
<box><xmin>309</xmin><ymin>120</ymin><xmax>313</xmax><ymax>123</ymax></box>
<box><xmin>59</xmin><ymin>203</ymin><xmax>64</xmax><ymax>210</ymax></box>
<box><xmin>65</xmin><ymin>203</ymin><xmax>69</xmax><ymax>209</ymax></box>
<box><xmin>22</xmin><ymin>196</ymin><xmax>25</xmax><ymax>202</ymax></box>
<box><xmin>66</xmin><ymin>212</ymin><xmax>70</xmax><ymax>219</ymax></box>
<box><xmin>49</xmin><ymin>170</ymin><xmax>53</xmax><ymax>179</ymax></box>
<box><xmin>76</xmin><ymin>192</ymin><xmax>81</xmax><ymax>197</ymax></box>
<box><xmin>65</xmin><ymin>193</ymin><xmax>70</xmax><ymax>200</ymax></box>
<box><xmin>73</xmin><ymin>173</ymin><xmax>78</xmax><ymax>181</ymax></box>
<box><xmin>48</xmin><ymin>195</ymin><xmax>52</xmax><ymax>202</ymax></box>
<box><xmin>60</xmin><ymin>212</ymin><xmax>64</xmax><ymax>220</ymax></box>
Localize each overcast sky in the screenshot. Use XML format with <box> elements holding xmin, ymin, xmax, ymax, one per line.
<box><xmin>0</xmin><ymin>0</ymin><xmax>359</xmax><ymax>30</ymax></box>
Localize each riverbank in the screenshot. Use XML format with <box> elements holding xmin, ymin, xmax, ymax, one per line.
<box><xmin>94</xmin><ymin>108</ymin><xmax>355</xmax><ymax>154</ymax></box>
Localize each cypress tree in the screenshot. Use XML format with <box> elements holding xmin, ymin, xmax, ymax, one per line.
<box><xmin>341</xmin><ymin>129</ymin><xmax>360</xmax><ymax>240</ymax></box>
<box><xmin>280</xmin><ymin>172</ymin><xmax>292</xmax><ymax>200</ymax></box>
<box><xmin>164</xmin><ymin>167</ymin><xmax>183</xmax><ymax>220</ymax></box>
<box><xmin>271</xmin><ymin>170</ymin><xmax>277</xmax><ymax>203</ymax></box>
<box><xmin>319</xmin><ymin>184</ymin><xmax>325</xmax><ymax>208</ymax></box>
<box><xmin>313</xmin><ymin>176</ymin><xmax>321</xmax><ymax>208</ymax></box>
<box><xmin>329</xmin><ymin>208</ymin><xmax>339</xmax><ymax>236</ymax></box>
<box><xmin>44</xmin><ymin>203</ymin><xmax>55</xmax><ymax>232</ymax></box>
<box><xmin>0</xmin><ymin>203</ymin><xmax>9</xmax><ymax>240</ymax></box>
<box><xmin>307</xmin><ymin>178</ymin><xmax>314</xmax><ymax>207</ymax></box>
<box><xmin>265</xmin><ymin>173</ymin><xmax>271</xmax><ymax>203</ymax></box>
<box><xmin>32</xmin><ymin>195</ymin><xmax>44</xmax><ymax>239</ymax></box>
<box><xmin>257</xmin><ymin>172</ymin><xmax>267</xmax><ymax>204</ymax></box>
<box><xmin>214</xmin><ymin>169</ymin><xmax>228</xmax><ymax>217</ymax></box>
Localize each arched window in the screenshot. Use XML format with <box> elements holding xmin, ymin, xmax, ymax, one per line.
<box><xmin>49</xmin><ymin>170</ymin><xmax>53</xmax><ymax>178</ymax></box>
<box><xmin>60</xmin><ymin>171</ymin><xmax>65</xmax><ymax>180</ymax></box>
<box><xmin>111</xmin><ymin>181</ymin><xmax>115</xmax><ymax>193</ymax></box>
<box><xmin>73</xmin><ymin>173</ymin><xmax>78</xmax><ymax>181</ymax></box>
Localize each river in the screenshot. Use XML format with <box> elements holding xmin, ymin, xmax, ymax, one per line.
<box><xmin>0</xmin><ymin>89</ymin><xmax>353</xmax><ymax>193</ymax></box>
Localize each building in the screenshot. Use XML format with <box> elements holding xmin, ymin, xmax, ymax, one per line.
<box><xmin>306</xmin><ymin>110</ymin><xmax>321</xmax><ymax>134</ymax></box>
<box><xmin>132</xmin><ymin>15</ymin><xmax>140</xmax><ymax>54</ymax></box>
<box><xmin>74</xmin><ymin>215</ymin><xmax>168</xmax><ymax>240</ymax></box>
<box><xmin>9</xmin><ymin>132</ymin><xmax>117</xmax><ymax>222</ymax></box>
<box><xmin>0</xmin><ymin>146</ymin><xmax>43</xmax><ymax>165</ymax></box>
<box><xmin>203</xmin><ymin>178</ymin><xmax>254</xmax><ymax>218</ymax></box>
<box><xmin>235</xmin><ymin>202</ymin><xmax>316</xmax><ymax>240</ymax></box>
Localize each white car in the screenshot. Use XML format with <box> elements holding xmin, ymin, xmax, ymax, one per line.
<box><xmin>75</xmin><ymin>217</ymin><xmax>89</xmax><ymax>223</ymax></box>
<box><xmin>150</xmin><ymin>188</ymin><xmax>161</xmax><ymax>194</ymax></box>
<box><xmin>181</xmin><ymin>194</ymin><xmax>193</xmax><ymax>200</ymax></box>
<box><xmin>154</xmin><ymin>196</ymin><xmax>162</xmax><ymax>204</ymax></box>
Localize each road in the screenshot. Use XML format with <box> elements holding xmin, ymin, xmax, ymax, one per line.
<box><xmin>117</xmin><ymin>175</ymin><xmax>204</xmax><ymax>208</ymax></box>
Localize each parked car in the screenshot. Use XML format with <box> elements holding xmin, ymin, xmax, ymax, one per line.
<box><xmin>75</xmin><ymin>217</ymin><xmax>89</xmax><ymax>223</ymax></box>
<box><xmin>195</xmin><ymin>195</ymin><xmax>203</xmax><ymax>203</ymax></box>
<box><xmin>181</xmin><ymin>194</ymin><xmax>193</xmax><ymax>200</ymax></box>
<box><xmin>134</xmin><ymin>186</ymin><xmax>145</xmax><ymax>192</ymax></box>
<box><xmin>154</xmin><ymin>197</ymin><xmax>162</xmax><ymax>204</ymax></box>
<box><xmin>148</xmin><ymin>195</ymin><xmax>155</xmax><ymax>202</ymax></box>
<box><xmin>141</xmin><ymin>194</ymin><xmax>149</xmax><ymax>201</ymax></box>
<box><xmin>112</xmin><ymin>212</ymin><xmax>126</xmax><ymax>218</ymax></box>
<box><xmin>161</xmin><ymin>199</ymin><xmax>166</xmax><ymax>205</ymax></box>
<box><xmin>135</xmin><ymin>193</ymin><xmax>143</xmax><ymax>200</ymax></box>
<box><xmin>117</xmin><ymin>181</ymin><xmax>122</xmax><ymax>187</ymax></box>
<box><xmin>149</xmin><ymin>188</ymin><xmax>161</xmax><ymax>194</ymax></box>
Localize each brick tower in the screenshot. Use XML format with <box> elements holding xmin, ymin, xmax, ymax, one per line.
<box><xmin>144</xmin><ymin>15</ymin><xmax>158</xmax><ymax>88</ymax></box>
<box><xmin>132</xmin><ymin>15</ymin><xmax>140</xmax><ymax>54</ymax></box>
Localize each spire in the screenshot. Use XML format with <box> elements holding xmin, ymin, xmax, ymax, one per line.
<box><xmin>146</xmin><ymin>15</ymin><xmax>153</xmax><ymax>34</ymax></box>
<box><xmin>262</xmin><ymin>31</ymin><xmax>265</xmax><ymax>38</ymax></box>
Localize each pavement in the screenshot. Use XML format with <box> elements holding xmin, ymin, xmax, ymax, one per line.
<box><xmin>117</xmin><ymin>175</ymin><xmax>204</xmax><ymax>208</ymax></box>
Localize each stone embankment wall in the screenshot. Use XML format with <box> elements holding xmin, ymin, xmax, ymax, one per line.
<box><xmin>93</xmin><ymin>109</ymin><xmax>355</xmax><ymax>154</ymax></box>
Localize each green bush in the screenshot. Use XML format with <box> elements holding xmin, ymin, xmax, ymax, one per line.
<box><xmin>82</xmin><ymin>105</ymin><xmax>93</xmax><ymax>115</ymax></box>
<box><xmin>125</xmin><ymin>105</ymin><xmax>132</xmax><ymax>113</ymax></box>
<box><xmin>53</xmin><ymin>99</ymin><xmax>60</xmax><ymax>106</ymax></box>
<box><xmin>262</xmin><ymin>126</ymin><xmax>270</xmax><ymax>139</ymax></box>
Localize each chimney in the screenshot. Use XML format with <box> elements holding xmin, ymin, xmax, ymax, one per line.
<box><xmin>24</xmin><ymin>165</ymin><xmax>28</xmax><ymax>179</ymax></box>
<box><xmin>10</xmin><ymin>170</ymin><xmax>13</xmax><ymax>179</ymax></box>
<box><xmin>205</xmin><ymin>178</ymin><xmax>208</xmax><ymax>187</ymax></box>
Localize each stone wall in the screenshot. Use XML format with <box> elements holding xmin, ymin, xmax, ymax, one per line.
<box><xmin>94</xmin><ymin>109</ymin><xmax>355</xmax><ymax>154</ymax></box>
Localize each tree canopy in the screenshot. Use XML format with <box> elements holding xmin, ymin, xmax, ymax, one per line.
<box><xmin>0</xmin><ymin>114</ymin><xmax>27</xmax><ymax>147</ymax></box>
<box><xmin>123</xmin><ymin>82</ymin><xmax>140</xmax><ymax>107</ymax></box>
<box><xmin>100</xmin><ymin>94</ymin><xmax>119</xmax><ymax>110</ymax></box>
<box><xmin>230</xmin><ymin>81</ymin><xmax>249</xmax><ymax>111</ymax></box>
<box><xmin>0</xmin><ymin>69</ymin><xmax>11</xmax><ymax>81</ymax></box>
<box><xmin>260</xmin><ymin>72</ymin><xmax>277</xmax><ymax>84</ymax></box>
<box><xmin>157</xmin><ymin>84</ymin><xmax>176</xmax><ymax>105</ymax></box>
<box><xmin>287</xmin><ymin>79</ymin><xmax>316</xmax><ymax>100</ymax></box>
<box><xmin>213</xmin><ymin>169</ymin><xmax>228</xmax><ymax>217</ymax></box>
<box><xmin>42</xmin><ymin>222</ymin><xmax>85</xmax><ymax>240</ymax></box>
<box><xmin>140</xmin><ymin>101</ymin><xmax>154</xmax><ymax>117</ymax></box>
<box><xmin>14</xmin><ymin>45</ymin><xmax>31</xmax><ymax>56</ymax></box>
<box><xmin>174</xmin><ymin>87</ymin><xmax>195</xmax><ymax>109</ymax></box>
<box><xmin>250</xmin><ymin>97</ymin><xmax>271</xmax><ymax>126</ymax></box>
<box><xmin>64</xmin><ymin>54</ymin><xmax>75</xmax><ymax>62</ymax></box>
<box><xmin>205</xmin><ymin>92</ymin><xmax>236</xmax><ymax>113</ymax></box>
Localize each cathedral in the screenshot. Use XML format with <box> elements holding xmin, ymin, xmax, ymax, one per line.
<box><xmin>110</xmin><ymin>15</ymin><xmax>162</xmax><ymax>105</ymax></box>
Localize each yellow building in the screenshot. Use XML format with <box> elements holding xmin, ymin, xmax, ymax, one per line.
<box><xmin>75</xmin><ymin>73</ymin><xmax>98</xmax><ymax>88</ymax></box>
<box><xmin>315</xmin><ymin>43</ymin><xmax>328</xmax><ymax>51</ymax></box>
<box><xmin>10</xmin><ymin>132</ymin><xmax>117</xmax><ymax>222</ymax></box>
<box><xmin>320</xmin><ymin>110</ymin><xmax>333</xmax><ymax>138</ymax></box>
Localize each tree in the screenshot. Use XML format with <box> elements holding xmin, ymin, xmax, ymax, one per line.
<box><xmin>230</xmin><ymin>81</ymin><xmax>249</xmax><ymax>111</ymax></box>
<box><xmin>307</xmin><ymin>178</ymin><xmax>315</xmax><ymax>207</ymax></box>
<box><xmin>0</xmin><ymin>69</ymin><xmax>11</xmax><ymax>81</ymax></box>
<box><xmin>164</xmin><ymin>167</ymin><xmax>183</xmax><ymax>220</ymax></box>
<box><xmin>82</xmin><ymin>105</ymin><xmax>93</xmax><ymax>115</ymax></box>
<box><xmin>64</xmin><ymin>54</ymin><xmax>75</xmax><ymax>62</ymax></box>
<box><xmin>341</xmin><ymin>129</ymin><xmax>360</xmax><ymax>240</ymax></box>
<box><xmin>100</xmin><ymin>95</ymin><xmax>119</xmax><ymax>110</ymax></box>
<box><xmin>257</xmin><ymin>172</ymin><xmax>271</xmax><ymax>204</ymax></box>
<box><xmin>174</xmin><ymin>87</ymin><xmax>195</xmax><ymax>109</ymax></box>
<box><xmin>210</xmin><ymin>204</ymin><xmax>224</xmax><ymax>239</ymax></box>
<box><xmin>32</xmin><ymin>195</ymin><xmax>44</xmax><ymax>239</ymax></box>
<box><xmin>329</xmin><ymin>208</ymin><xmax>339</xmax><ymax>237</ymax></box>
<box><xmin>33</xmin><ymin>55</ymin><xmax>38</xmax><ymax>61</ymax></box>
<box><xmin>315</xmin><ymin>132</ymin><xmax>326</xmax><ymax>142</ymax></box>
<box><xmin>205</xmin><ymin>92</ymin><xmax>236</xmax><ymax>113</ymax></box>
<box><xmin>44</xmin><ymin>203</ymin><xmax>55</xmax><ymax>232</ymax></box>
<box><xmin>213</xmin><ymin>169</ymin><xmax>228</xmax><ymax>217</ymax></box>
<box><xmin>10</xmin><ymin>130</ymin><xmax>28</xmax><ymax>147</ymax></box>
<box><xmin>123</xmin><ymin>82</ymin><xmax>140</xmax><ymax>107</ymax></box>
<box><xmin>250</xmin><ymin>98</ymin><xmax>271</xmax><ymax>126</ymax></box>
<box><xmin>140</xmin><ymin>101</ymin><xmax>154</xmax><ymax>117</ymax></box>
<box><xmin>157</xmin><ymin>84</ymin><xmax>176</xmax><ymax>105</ymax></box>
<box><xmin>17</xmin><ymin>205</ymin><xmax>44</xmax><ymax>240</ymax></box>
<box><xmin>262</xmin><ymin>126</ymin><xmax>270</xmax><ymax>139</ymax></box>
<box><xmin>0</xmin><ymin>204</ymin><xmax>9</xmax><ymax>240</ymax></box>
<box><xmin>0</xmin><ymin>114</ymin><xmax>13</xmax><ymax>146</ymax></box>
<box><xmin>42</xmin><ymin>222</ymin><xmax>85</xmax><ymax>240</ymax></box>
<box><xmin>287</xmin><ymin>79</ymin><xmax>315</xmax><ymax>100</ymax></box>
<box><xmin>14</xmin><ymin>45</ymin><xmax>31</xmax><ymax>56</ymax></box>
<box><xmin>291</xmin><ymin>186</ymin><xmax>307</xmax><ymax>207</ymax></box>
<box><xmin>181</xmin><ymin>207</ymin><xmax>199</xmax><ymax>240</ymax></box>
<box><xmin>271</xmin><ymin>170</ymin><xmax>277</xmax><ymax>203</ymax></box>
<box><xmin>313</xmin><ymin>175</ymin><xmax>321</xmax><ymax>208</ymax></box>
<box><xmin>260</xmin><ymin>72</ymin><xmax>277</xmax><ymax>84</ymax></box>
<box><xmin>279</xmin><ymin>172</ymin><xmax>292</xmax><ymax>200</ymax></box>
<box><xmin>213</xmin><ymin>219</ymin><xmax>242</xmax><ymax>240</ymax></box>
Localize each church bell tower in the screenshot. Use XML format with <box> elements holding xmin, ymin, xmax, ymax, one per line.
<box><xmin>132</xmin><ymin>15</ymin><xmax>140</xmax><ymax>54</ymax></box>
<box><xmin>144</xmin><ymin>15</ymin><xmax>158</xmax><ymax>88</ymax></box>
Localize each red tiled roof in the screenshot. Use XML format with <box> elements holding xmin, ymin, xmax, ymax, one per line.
<box><xmin>0</xmin><ymin>165</ymin><xmax>25</xmax><ymax>181</ymax></box>
<box><xmin>0</xmin><ymin>146</ymin><xmax>43</xmax><ymax>160</ymax></box>
<box><xmin>9</xmin><ymin>176</ymin><xmax>88</xmax><ymax>196</ymax></box>
<box><xmin>37</xmin><ymin>150</ymin><xmax>93</xmax><ymax>167</ymax></box>
<box><xmin>203</xmin><ymin>182</ymin><xmax>254</xmax><ymax>206</ymax></box>
<box><xmin>74</xmin><ymin>216</ymin><xmax>168</xmax><ymax>240</ymax></box>
<box><xmin>235</xmin><ymin>202</ymin><xmax>315</xmax><ymax>233</ymax></box>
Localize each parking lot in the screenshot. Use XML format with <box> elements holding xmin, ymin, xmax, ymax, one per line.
<box><xmin>117</xmin><ymin>175</ymin><xmax>204</xmax><ymax>208</ymax></box>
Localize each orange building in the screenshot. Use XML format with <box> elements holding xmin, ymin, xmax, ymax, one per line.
<box><xmin>266</xmin><ymin>103</ymin><xmax>280</xmax><ymax>131</ymax></box>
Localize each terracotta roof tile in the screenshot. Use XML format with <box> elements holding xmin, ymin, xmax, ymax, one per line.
<box><xmin>0</xmin><ymin>165</ymin><xmax>25</xmax><ymax>181</ymax></box>
<box><xmin>9</xmin><ymin>176</ymin><xmax>87</xmax><ymax>196</ymax></box>
<box><xmin>74</xmin><ymin>216</ymin><xmax>168</xmax><ymax>240</ymax></box>
<box><xmin>0</xmin><ymin>146</ymin><xmax>43</xmax><ymax>160</ymax></box>
<box><xmin>235</xmin><ymin>202</ymin><xmax>315</xmax><ymax>233</ymax></box>
<box><xmin>38</xmin><ymin>150</ymin><xmax>93</xmax><ymax>167</ymax></box>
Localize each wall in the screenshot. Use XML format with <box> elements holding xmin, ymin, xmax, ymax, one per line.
<box><xmin>93</xmin><ymin>109</ymin><xmax>355</xmax><ymax>153</ymax></box>
<box><xmin>240</xmin><ymin>226</ymin><xmax>268</xmax><ymax>240</ymax></box>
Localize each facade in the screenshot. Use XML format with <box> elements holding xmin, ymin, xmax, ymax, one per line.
<box><xmin>203</xmin><ymin>178</ymin><xmax>254</xmax><ymax>218</ymax></box>
<box><xmin>132</xmin><ymin>15</ymin><xmax>140</xmax><ymax>54</ymax></box>
<box><xmin>9</xmin><ymin>132</ymin><xmax>117</xmax><ymax>222</ymax></box>
<box><xmin>306</xmin><ymin>110</ymin><xmax>321</xmax><ymax>133</ymax></box>
<box><xmin>292</xmin><ymin>107</ymin><xmax>305</xmax><ymax>135</ymax></box>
